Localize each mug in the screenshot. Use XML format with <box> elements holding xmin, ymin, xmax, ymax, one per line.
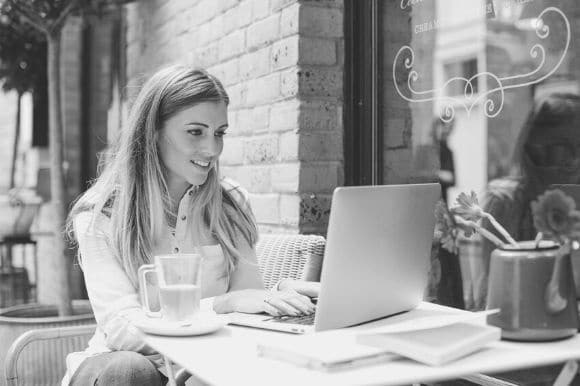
<box><xmin>138</xmin><ymin>254</ymin><xmax>202</xmax><ymax>321</ymax></box>
<box><xmin>486</xmin><ymin>241</ymin><xmax>578</xmax><ymax>341</ymax></box>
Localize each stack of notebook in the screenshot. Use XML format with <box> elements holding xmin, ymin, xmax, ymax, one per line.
<box><xmin>257</xmin><ymin>313</ymin><xmax>501</xmax><ymax>369</ymax></box>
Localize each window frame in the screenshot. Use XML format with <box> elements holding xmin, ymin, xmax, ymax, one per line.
<box><xmin>344</xmin><ymin>0</ymin><xmax>382</xmax><ymax>186</ymax></box>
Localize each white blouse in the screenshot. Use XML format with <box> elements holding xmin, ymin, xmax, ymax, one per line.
<box><xmin>62</xmin><ymin>179</ymin><xmax>252</xmax><ymax>385</ymax></box>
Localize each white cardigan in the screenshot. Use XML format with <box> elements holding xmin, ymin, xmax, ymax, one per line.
<box><xmin>62</xmin><ymin>179</ymin><xmax>252</xmax><ymax>385</ymax></box>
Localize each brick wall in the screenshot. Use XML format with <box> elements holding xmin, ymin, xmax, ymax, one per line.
<box><xmin>124</xmin><ymin>0</ymin><xmax>344</xmax><ymax>234</ymax></box>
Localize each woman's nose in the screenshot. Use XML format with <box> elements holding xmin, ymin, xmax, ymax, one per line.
<box><xmin>199</xmin><ymin>135</ymin><xmax>221</xmax><ymax>157</ymax></box>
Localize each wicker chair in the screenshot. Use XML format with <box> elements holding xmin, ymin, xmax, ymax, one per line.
<box><xmin>4</xmin><ymin>233</ymin><xmax>326</xmax><ymax>386</ymax></box>
<box><xmin>5</xmin><ymin>324</ymin><xmax>96</xmax><ymax>386</ymax></box>
<box><xmin>256</xmin><ymin>233</ymin><xmax>326</xmax><ymax>289</ymax></box>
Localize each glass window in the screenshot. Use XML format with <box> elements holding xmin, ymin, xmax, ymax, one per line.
<box><xmin>345</xmin><ymin>0</ymin><xmax>580</xmax><ymax>310</ymax></box>
<box><xmin>443</xmin><ymin>58</ymin><xmax>479</xmax><ymax>96</ymax></box>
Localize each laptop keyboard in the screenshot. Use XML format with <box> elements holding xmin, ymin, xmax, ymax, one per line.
<box><xmin>266</xmin><ymin>313</ymin><xmax>316</xmax><ymax>325</ymax></box>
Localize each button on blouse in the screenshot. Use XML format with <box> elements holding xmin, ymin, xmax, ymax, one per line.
<box><xmin>171</xmin><ymin>186</ymin><xmax>196</xmax><ymax>252</ymax></box>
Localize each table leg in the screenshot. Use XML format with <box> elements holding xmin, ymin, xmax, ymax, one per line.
<box><xmin>164</xmin><ymin>355</ymin><xmax>177</xmax><ymax>386</ymax></box>
<box><xmin>553</xmin><ymin>360</ymin><xmax>579</xmax><ymax>386</ymax></box>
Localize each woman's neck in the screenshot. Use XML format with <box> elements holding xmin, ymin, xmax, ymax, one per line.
<box><xmin>166</xmin><ymin>177</ymin><xmax>191</xmax><ymax>215</ymax></box>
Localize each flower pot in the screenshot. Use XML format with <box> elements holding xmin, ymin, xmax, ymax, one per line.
<box><xmin>486</xmin><ymin>241</ymin><xmax>578</xmax><ymax>341</ymax></box>
<box><xmin>0</xmin><ymin>191</ymin><xmax>42</xmax><ymax>238</ymax></box>
<box><xmin>0</xmin><ymin>300</ymin><xmax>94</xmax><ymax>386</ymax></box>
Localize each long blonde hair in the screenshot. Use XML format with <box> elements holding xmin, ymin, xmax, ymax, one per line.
<box><xmin>69</xmin><ymin>65</ymin><xmax>258</xmax><ymax>288</ymax></box>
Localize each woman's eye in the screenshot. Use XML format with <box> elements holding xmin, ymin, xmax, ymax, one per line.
<box><xmin>187</xmin><ymin>128</ymin><xmax>203</xmax><ymax>136</ymax></box>
<box><xmin>215</xmin><ymin>131</ymin><xmax>227</xmax><ymax>137</ymax></box>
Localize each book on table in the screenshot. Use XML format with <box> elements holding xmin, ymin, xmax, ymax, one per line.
<box><xmin>256</xmin><ymin>331</ymin><xmax>398</xmax><ymax>371</ymax></box>
<box><xmin>356</xmin><ymin>322</ymin><xmax>501</xmax><ymax>366</ymax></box>
<box><xmin>257</xmin><ymin>311</ymin><xmax>500</xmax><ymax>370</ymax></box>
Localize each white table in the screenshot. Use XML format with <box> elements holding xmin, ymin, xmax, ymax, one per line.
<box><xmin>142</xmin><ymin>302</ymin><xmax>580</xmax><ymax>386</ymax></box>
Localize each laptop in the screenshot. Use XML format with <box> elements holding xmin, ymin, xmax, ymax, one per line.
<box><xmin>229</xmin><ymin>183</ymin><xmax>441</xmax><ymax>334</ymax></box>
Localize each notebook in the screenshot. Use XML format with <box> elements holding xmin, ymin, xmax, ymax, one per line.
<box><xmin>256</xmin><ymin>331</ymin><xmax>398</xmax><ymax>371</ymax></box>
<box><xmin>256</xmin><ymin>310</ymin><xmax>499</xmax><ymax>370</ymax></box>
<box><xmin>356</xmin><ymin>322</ymin><xmax>501</xmax><ymax>366</ymax></box>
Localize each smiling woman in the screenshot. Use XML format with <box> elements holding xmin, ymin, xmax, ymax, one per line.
<box><xmin>158</xmin><ymin>101</ymin><xmax>228</xmax><ymax>209</ymax></box>
<box><xmin>62</xmin><ymin>65</ymin><xmax>318</xmax><ymax>386</ymax></box>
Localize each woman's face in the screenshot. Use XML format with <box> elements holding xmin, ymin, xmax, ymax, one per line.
<box><xmin>158</xmin><ymin>101</ymin><xmax>228</xmax><ymax>189</ymax></box>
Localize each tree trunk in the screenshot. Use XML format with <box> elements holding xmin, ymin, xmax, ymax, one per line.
<box><xmin>47</xmin><ymin>33</ymin><xmax>72</xmax><ymax>316</ymax></box>
<box><xmin>9</xmin><ymin>92</ymin><xmax>22</xmax><ymax>189</ymax></box>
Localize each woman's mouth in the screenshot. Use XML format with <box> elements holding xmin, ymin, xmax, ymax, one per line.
<box><xmin>190</xmin><ymin>159</ymin><xmax>211</xmax><ymax>169</ymax></box>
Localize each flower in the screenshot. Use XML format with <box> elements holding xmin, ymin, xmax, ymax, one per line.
<box><xmin>451</xmin><ymin>191</ymin><xmax>519</xmax><ymax>247</ymax></box>
<box><xmin>434</xmin><ymin>201</ymin><xmax>478</xmax><ymax>254</ymax></box>
<box><xmin>453</xmin><ymin>191</ymin><xmax>485</xmax><ymax>222</ymax></box>
<box><xmin>436</xmin><ymin>188</ymin><xmax>580</xmax><ymax>252</ymax></box>
<box><xmin>531</xmin><ymin>189</ymin><xmax>580</xmax><ymax>244</ymax></box>
<box><xmin>434</xmin><ymin>201</ymin><xmax>460</xmax><ymax>254</ymax></box>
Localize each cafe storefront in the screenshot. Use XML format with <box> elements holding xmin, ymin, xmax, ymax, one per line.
<box><xmin>344</xmin><ymin>0</ymin><xmax>580</xmax><ymax>312</ymax></box>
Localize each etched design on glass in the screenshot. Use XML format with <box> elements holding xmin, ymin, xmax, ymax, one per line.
<box><xmin>393</xmin><ymin>7</ymin><xmax>570</xmax><ymax>122</ymax></box>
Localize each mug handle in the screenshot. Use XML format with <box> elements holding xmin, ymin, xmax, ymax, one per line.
<box><xmin>138</xmin><ymin>264</ymin><xmax>162</xmax><ymax>318</ymax></box>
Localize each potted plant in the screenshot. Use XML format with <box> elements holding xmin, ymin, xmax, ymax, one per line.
<box><xmin>443</xmin><ymin>190</ymin><xmax>580</xmax><ymax>341</ymax></box>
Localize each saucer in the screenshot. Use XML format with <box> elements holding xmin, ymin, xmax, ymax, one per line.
<box><xmin>133</xmin><ymin>311</ymin><xmax>229</xmax><ymax>336</ymax></box>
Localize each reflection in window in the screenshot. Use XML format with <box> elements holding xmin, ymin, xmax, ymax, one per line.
<box><xmin>379</xmin><ymin>0</ymin><xmax>579</xmax><ymax>311</ymax></box>
<box><xmin>443</xmin><ymin>58</ymin><xmax>479</xmax><ymax>97</ymax></box>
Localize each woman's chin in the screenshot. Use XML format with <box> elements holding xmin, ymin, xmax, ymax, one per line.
<box><xmin>187</xmin><ymin>172</ymin><xmax>210</xmax><ymax>186</ymax></box>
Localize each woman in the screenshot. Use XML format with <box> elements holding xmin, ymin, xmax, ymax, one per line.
<box><xmin>431</xmin><ymin>116</ymin><xmax>456</xmax><ymax>204</ymax></box>
<box><xmin>474</xmin><ymin>92</ymin><xmax>580</xmax><ymax>310</ymax></box>
<box><xmin>64</xmin><ymin>65</ymin><xmax>318</xmax><ymax>385</ymax></box>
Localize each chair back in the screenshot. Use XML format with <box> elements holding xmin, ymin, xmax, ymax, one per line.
<box><xmin>5</xmin><ymin>324</ymin><xmax>95</xmax><ymax>386</ymax></box>
<box><xmin>256</xmin><ymin>234</ymin><xmax>325</xmax><ymax>289</ymax></box>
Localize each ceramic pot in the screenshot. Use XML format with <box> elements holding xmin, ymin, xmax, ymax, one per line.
<box><xmin>486</xmin><ymin>241</ymin><xmax>578</xmax><ymax>341</ymax></box>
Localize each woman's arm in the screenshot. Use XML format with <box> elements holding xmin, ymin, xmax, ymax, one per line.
<box><xmin>227</xmin><ymin>238</ymin><xmax>263</xmax><ymax>291</ymax></box>
<box><xmin>214</xmin><ymin>179</ymin><xmax>317</xmax><ymax>315</ymax></box>
<box><xmin>212</xmin><ymin>237</ymin><xmax>316</xmax><ymax>316</ymax></box>
<box><xmin>74</xmin><ymin>212</ymin><xmax>156</xmax><ymax>354</ymax></box>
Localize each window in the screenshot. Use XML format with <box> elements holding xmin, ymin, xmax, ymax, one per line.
<box><xmin>443</xmin><ymin>58</ymin><xmax>479</xmax><ymax>97</ymax></box>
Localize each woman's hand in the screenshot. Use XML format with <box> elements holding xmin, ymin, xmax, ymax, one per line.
<box><xmin>277</xmin><ymin>279</ymin><xmax>320</xmax><ymax>298</ymax></box>
<box><xmin>213</xmin><ymin>289</ymin><xmax>316</xmax><ymax>316</ymax></box>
